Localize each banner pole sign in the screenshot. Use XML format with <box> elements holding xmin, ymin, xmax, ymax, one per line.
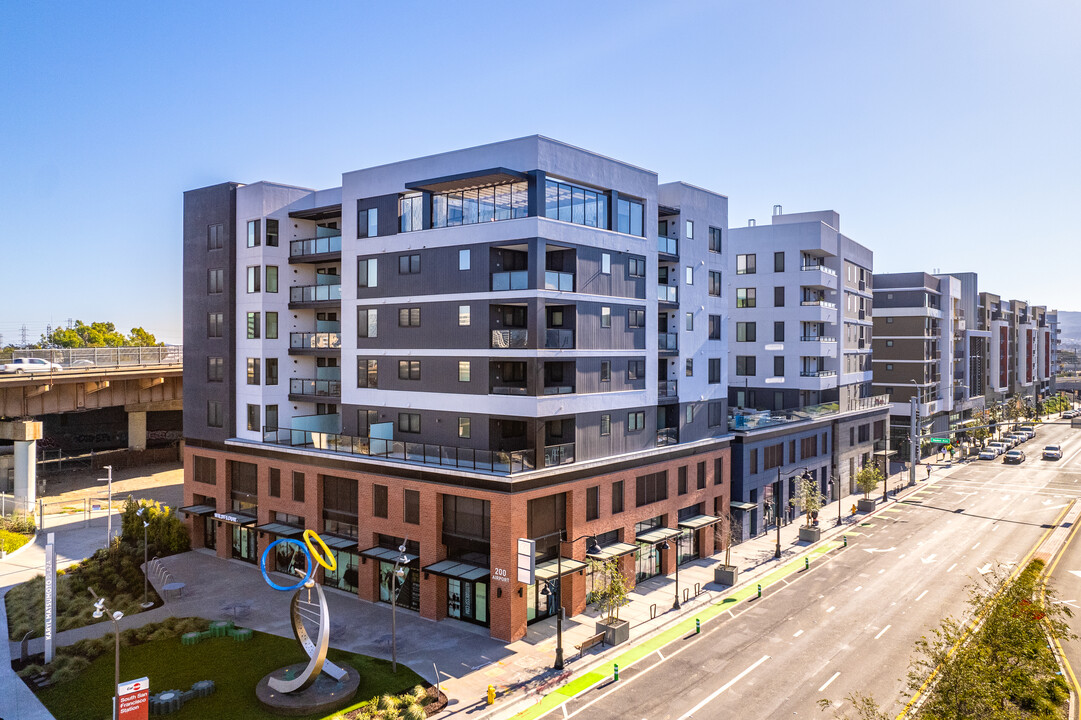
<box><xmin>44</xmin><ymin>532</ymin><xmax>56</xmax><ymax>663</ymax></box>
<box><xmin>117</xmin><ymin>676</ymin><xmax>150</xmax><ymax>720</ymax></box>
<box><xmin>516</xmin><ymin>538</ymin><xmax>536</xmax><ymax>585</ymax></box>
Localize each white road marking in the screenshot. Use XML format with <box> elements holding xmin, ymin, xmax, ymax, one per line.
<box><xmin>818</xmin><ymin>671</ymin><xmax>841</xmax><ymax>692</ymax></box>
<box><xmin>793</xmin><ymin>629</ymin><xmax>804</xmax><ymax>637</ymax></box>
<box><xmin>562</xmin><ymin>704</ymin><xmax>568</xmax><ymax>718</ymax></box>
<box><xmin>971</xmin><ymin>542</ymin><xmax>980</xmax><ymax>550</ymax></box>
<box><xmin>853</xmin><ymin>586</ymin><xmax>863</xmax><ymax>592</ymax></box>
<box><xmin>921</xmin><ymin>554</ymin><xmax>937</xmax><ymax>564</ymax></box>
<box><xmin>874</xmin><ymin>624</ymin><xmax>892</xmax><ymax>640</ymax></box>
<box><xmin>1069</xmin><ymin>571</ymin><xmax>1081</xmax><ymax>579</ymax></box>
<box><xmin>657</xmin><ymin>650</ymin><xmax>665</xmax><ymax>660</ymax></box>
<box><xmin>947</xmin><ymin>563</ymin><xmax>957</xmax><ymax>573</ymax></box>
<box><xmin>992</xmin><ymin>525</ymin><xmax>999</xmax><ymax>531</ymax></box>
<box><xmin>978</xmin><ymin>563</ymin><xmax>992</xmax><ymax>574</ymax></box>
<box><xmin>915</xmin><ymin>590</ymin><xmax>928</xmax><ymax>601</ymax></box>
<box><xmin>862</xmin><ymin>547</ymin><xmax>897</xmax><ymax>554</ymax></box>
<box><xmin>675</xmin><ymin>655</ymin><xmax>770</xmax><ymax>720</ymax></box>
<box><xmin>827</xmin><ymin>606</ymin><xmax>835</xmax><ymax>613</ymax></box>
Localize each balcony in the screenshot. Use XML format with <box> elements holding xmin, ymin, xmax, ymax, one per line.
<box><xmin>289</xmin><ymin>233</ymin><xmax>342</xmax><ymax>262</ymax></box>
<box><xmin>544</xmin><ymin>271</ymin><xmax>575</xmax><ymax>292</ymax></box>
<box><xmin>800</xmin><ymin>370</ymin><xmax>837</xmax><ymax>378</ymax></box>
<box><xmin>800</xmin><ymin>262</ymin><xmax>837</xmax><ymax>276</ymax></box>
<box><xmin>656</xmin><ymin>427</ymin><xmax>679</xmax><ymax>446</ymax></box>
<box><xmin>800</xmin><ymin>335</ymin><xmax>837</xmax><ymax>343</ymax></box>
<box><xmin>800</xmin><ymin>299</ymin><xmax>836</xmax><ymax>309</ymax></box>
<box><xmin>729</xmin><ymin>393</ymin><xmax>890</xmax><ymax>432</ymax></box>
<box><xmin>492</xmin><ymin>271</ymin><xmax>528</xmax><ymax>291</ymax></box>
<box><xmin>658</xmin><ymin>332</ymin><xmax>678</xmax><ymax>354</ymax></box>
<box><xmin>289</xmin><ymin>282</ymin><xmax>341</xmax><ymax>306</ymax></box>
<box><xmin>658</xmin><ymin>285</ymin><xmax>678</xmax><ymax>304</ymax></box>
<box><xmin>289</xmin><ymin>332</ymin><xmax>341</xmax><ymax>353</ymax></box>
<box><xmin>544</xmin><ymin>442</ymin><xmax>575</xmax><ymax>467</ymax></box>
<box><xmin>544</xmin><ymin>329</ymin><xmax>574</xmax><ymax>349</ymax></box>
<box><xmin>658</xmin><ymin>380</ymin><xmax>678</xmax><ymax>401</ymax></box>
<box><xmin>542</xmin><ymin>383</ymin><xmax>574</xmax><ymax>395</ymax></box>
<box><xmin>289</xmin><ymin>378</ymin><xmax>341</xmax><ymax>399</ymax></box>
<box><xmin>657</xmin><ymin>236</ymin><xmax>679</xmax><ymax>256</ymax></box>
<box><xmin>491</xmin><ymin>329</ymin><xmax>528</xmax><ymax>349</ymax></box>
<box><xmin>490</xmin><ymin>383</ymin><xmax>528</xmax><ymax>396</ymax></box>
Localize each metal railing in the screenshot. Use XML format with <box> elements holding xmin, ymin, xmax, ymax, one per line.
<box><xmin>491</xmin><ymin>329</ymin><xmax>528</xmax><ymax>349</ymax></box>
<box><xmin>801</xmin><ymin>299</ymin><xmax>837</xmax><ymax>309</ymax></box>
<box><xmin>800</xmin><ymin>336</ymin><xmax>837</xmax><ymax>342</ymax></box>
<box><xmin>658</xmin><ymin>285</ymin><xmax>678</xmax><ymax>303</ymax></box>
<box><xmin>800</xmin><ymin>370</ymin><xmax>837</xmax><ymax>378</ymax></box>
<box><xmin>492</xmin><ymin>271</ymin><xmax>529</xmax><ymax>291</ymax></box>
<box><xmin>728</xmin><ymin>393</ymin><xmax>891</xmax><ymax>432</ymax></box>
<box><xmin>542</xmin><ymin>384</ymin><xmax>574</xmax><ymax>395</ymax></box>
<box><xmin>658</xmin><ymin>380</ymin><xmax>678</xmax><ymax>398</ymax></box>
<box><xmin>544</xmin><ymin>271</ymin><xmax>574</xmax><ymax>292</ymax></box>
<box><xmin>544</xmin><ymin>329</ymin><xmax>574</xmax><ymax>349</ymax></box>
<box><xmin>544</xmin><ymin>442</ymin><xmax>575</xmax><ymax>466</ymax></box>
<box><xmin>12</xmin><ymin>346</ymin><xmax>182</xmax><ymax>368</ymax></box>
<box><xmin>800</xmin><ymin>263</ymin><xmax>837</xmax><ymax>276</ymax></box>
<box><xmin>290</xmin><ymin>332</ymin><xmax>341</xmax><ymax>350</ymax></box>
<box><xmin>290</xmin><ymin>283</ymin><xmax>342</xmax><ymax>303</ymax></box>
<box><xmin>657</xmin><ymin>236</ymin><xmax>678</xmax><ymax>255</ymax></box>
<box><xmin>262</xmin><ymin>427</ymin><xmax>537</xmax><ymax>475</ymax></box>
<box><xmin>658</xmin><ymin>332</ymin><xmax>678</xmax><ymax>351</ymax></box>
<box><xmin>290</xmin><ymin>234</ymin><xmax>342</xmax><ymax>257</ymax></box>
<box><xmin>289</xmin><ymin>378</ymin><xmax>341</xmax><ymax>397</ymax></box>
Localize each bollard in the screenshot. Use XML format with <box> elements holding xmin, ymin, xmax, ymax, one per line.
<box><xmin>843</xmin><ymin>535</ymin><xmax>847</xmax><ymax>547</ymax></box>
<box><xmin>695</xmin><ymin>618</ymin><xmax>701</xmax><ymax>634</ymax></box>
<box><xmin>487</xmin><ymin>685</ymin><xmax>495</xmax><ymax>705</ymax></box>
<box><xmin>757</xmin><ymin>584</ymin><xmax>762</xmax><ymax>598</ymax></box>
<box><xmin>613</xmin><ymin>663</ymin><xmax>619</xmax><ymax>681</ymax></box>
<box><xmin>805</xmin><ymin>557</ymin><xmax>809</xmax><ymax>571</ymax></box>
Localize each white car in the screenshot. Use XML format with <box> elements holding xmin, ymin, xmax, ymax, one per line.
<box><xmin>1017</xmin><ymin>425</ymin><xmax>1036</xmax><ymax>439</ymax></box>
<box><xmin>0</xmin><ymin>357</ymin><xmax>64</xmax><ymax>373</ymax></box>
<box><xmin>987</xmin><ymin>442</ymin><xmax>1008</xmax><ymax>456</ymax></box>
<box><xmin>1043</xmin><ymin>445</ymin><xmax>1063</xmax><ymax>460</ymax></box>
<box><xmin>979</xmin><ymin>448</ymin><xmax>997</xmax><ymax>460</ymax></box>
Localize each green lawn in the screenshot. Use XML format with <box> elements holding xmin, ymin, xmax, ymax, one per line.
<box><xmin>35</xmin><ymin>630</ymin><xmax>423</xmax><ymax>720</ymax></box>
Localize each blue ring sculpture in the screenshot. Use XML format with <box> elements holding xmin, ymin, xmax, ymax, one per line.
<box><xmin>260</xmin><ymin>538</ymin><xmax>314</xmax><ymax>592</ymax></box>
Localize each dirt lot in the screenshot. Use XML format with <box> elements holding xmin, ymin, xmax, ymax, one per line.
<box><xmin>38</xmin><ymin>461</ymin><xmax>184</xmax><ymax>510</ymax></box>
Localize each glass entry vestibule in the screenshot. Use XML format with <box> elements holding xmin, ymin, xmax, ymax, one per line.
<box><xmin>423</xmin><ymin>560</ymin><xmax>491</xmax><ymax>627</ymax></box>
<box><xmin>634</xmin><ymin>522</ymin><xmax>683</xmax><ymax>582</ymax></box>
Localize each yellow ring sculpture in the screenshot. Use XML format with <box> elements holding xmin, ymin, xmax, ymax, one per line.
<box><xmin>303</xmin><ymin>529</ymin><xmax>337</xmax><ymax>572</ymax></box>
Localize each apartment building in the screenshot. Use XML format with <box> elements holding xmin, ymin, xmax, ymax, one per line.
<box><xmin>975</xmin><ymin>292</ymin><xmax>1059</xmax><ymax>406</ymax></box>
<box><xmin>181</xmin><ymin>136</ymin><xmax>732</xmax><ymax>642</ymax></box>
<box><xmin>724</xmin><ymin>209</ymin><xmax>888</xmax><ymax>538</ymax></box>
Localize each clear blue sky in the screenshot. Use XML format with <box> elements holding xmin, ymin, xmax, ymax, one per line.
<box><xmin>1</xmin><ymin>1</ymin><xmax>1078</xmax><ymax>345</ymax></box>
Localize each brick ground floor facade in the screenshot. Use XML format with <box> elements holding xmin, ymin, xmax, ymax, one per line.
<box><xmin>181</xmin><ymin>440</ymin><xmax>731</xmax><ymax>642</ymax></box>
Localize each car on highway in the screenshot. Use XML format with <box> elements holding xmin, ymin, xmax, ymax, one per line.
<box><xmin>1043</xmin><ymin>445</ymin><xmax>1063</xmax><ymax>460</ymax></box>
<box><xmin>979</xmin><ymin>448</ymin><xmax>998</xmax><ymax>460</ymax></box>
<box><xmin>1017</xmin><ymin>425</ymin><xmax>1036</xmax><ymax>439</ymax></box>
<box><xmin>0</xmin><ymin>357</ymin><xmax>64</xmax><ymax>373</ymax></box>
<box><xmin>1003</xmin><ymin>450</ymin><xmax>1026</xmax><ymax>464</ymax></box>
<box><xmin>986</xmin><ymin>442</ymin><xmax>1008</xmax><ymax>456</ymax></box>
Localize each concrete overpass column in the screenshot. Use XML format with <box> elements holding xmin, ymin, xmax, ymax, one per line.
<box><xmin>1</xmin><ymin>421</ymin><xmax>43</xmax><ymax>512</ymax></box>
<box><xmin>128</xmin><ymin>410</ymin><xmax>147</xmax><ymax>451</ymax></box>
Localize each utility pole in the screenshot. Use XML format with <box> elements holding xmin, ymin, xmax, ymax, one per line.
<box><xmin>20</xmin><ymin>324</ymin><xmax>28</xmax><ymax>346</ymax></box>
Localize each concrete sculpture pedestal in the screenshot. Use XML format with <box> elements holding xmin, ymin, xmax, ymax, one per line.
<box><xmin>256</xmin><ymin>662</ymin><xmax>360</xmax><ymax>716</ymax></box>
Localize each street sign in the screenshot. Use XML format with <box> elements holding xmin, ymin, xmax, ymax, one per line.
<box><xmin>44</xmin><ymin>533</ymin><xmax>56</xmax><ymax>663</ymax></box>
<box><xmin>118</xmin><ymin>677</ymin><xmax>149</xmax><ymax>720</ymax></box>
<box><xmin>929</xmin><ymin>438</ymin><xmax>951</xmax><ymax>444</ymax></box>
<box><xmin>516</xmin><ymin>538</ymin><xmax>535</xmax><ymax>585</ymax></box>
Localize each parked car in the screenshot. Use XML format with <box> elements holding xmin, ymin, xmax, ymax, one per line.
<box><xmin>1043</xmin><ymin>445</ymin><xmax>1063</xmax><ymax>460</ymax></box>
<box><xmin>979</xmin><ymin>448</ymin><xmax>998</xmax><ymax>460</ymax></box>
<box><xmin>1005</xmin><ymin>433</ymin><xmax>1027</xmax><ymax>445</ymax></box>
<box><xmin>1017</xmin><ymin>425</ymin><xmax>1036</xmax><ymax>438</ymax></box>
<box><xmin>1004</xmin><ymin>450</ymin><xmax>1026</xmax><ymax>464</ymax></box>
<box><xmin>987</xmin><ymin>442</ymin><xmax>1008</xmax><ymax>456</ymax></box>
<box><xmin>0</xmin><ymin>357</ymin><xmax>64</xmax><ymax>373</ymax></box>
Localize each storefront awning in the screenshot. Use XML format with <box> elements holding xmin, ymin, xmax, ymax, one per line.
<box><xmin>254</xmin><ymin>522</ymin><xmax>304</xmax><ymax>538</ymax></box>
<box><xmin>730</xmin><ymin>502</ymin><xmax>757</xmax><ymax>512</ymax></box>
<box><xmin>423</xmin><ymin>560</ymin><xmax>490</xmax><ymax>582</ymax></box>
<box><xmin>210</xmin><ymin>510</ymin><xmax>257</xmax><ymax>526</ymax></box>
<box><xmin>678</xmin><ymin>514</ymin><xmax>722</xmax><ymax>531</ymax></box>
<box><xmin>361</xmin><ymin>546</ymin><xmax>420</xmax><ymax>565</ymax></box>
<box><xmin>536</xmin><ymin>557</ymin><xmax>588</xmax><ymax>582</ymax></box>
<box><xmin>586</xmin><ymin>542</ymin><xmax>638</xmax><ymax>561</ymax></box>
<box><xmin>634</xmin><ymin>526</ymin><xmax>684</xmax><ymax>545</ymax></box>
<box><xmin>321</xmin><ymin>535</ymin><xmax>359</xmax><ymax>551</ymax></box>
<box><xmin>178</xmin><ymin>504</ymin><xmax>216</xmax><ymax>517</ymax></box>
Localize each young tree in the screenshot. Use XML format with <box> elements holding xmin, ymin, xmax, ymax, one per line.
<box><xmin>854</xmin><ymin>464</ymin><xmax>882</xmax><ymax>500</ymax></box>
<box><xmin>589</xmin><ymin>558</ymin><xmax>631</xmax><ymax>623</ymax></box>
<box><xmin>715</xmin><ymin>511</ymin><xmax>741</xmax><ymax>568</ymax></box>
<box><xmin>797</xmin><ymin>476</ymin><xmax>825</xmax><ymax>526</ymax></box>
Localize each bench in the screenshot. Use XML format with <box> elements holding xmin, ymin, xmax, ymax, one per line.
<box><xmin>574</xmin><ymin>632</ymin><xmax>606</xmax><ymax>658</ymax></box>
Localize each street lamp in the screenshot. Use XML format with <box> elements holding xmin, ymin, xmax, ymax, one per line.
<box><xmin>135</xmin><ymin>507</ymin><xmax>152</xmax><ymax>609</ymax></box>
<box><xmin>829</xmin><ymin>476</ymin><xmax>842</xmax><ymax>527</ymax></box>
<box><xmin>774</xmin><ymin>466</ymin><xmax>813</xmax><ymax>559</ymax></box>
<box><xmin>98</xmin><ymin>465</ymin><xmax>114</xmax><ymax>548</ymax></box>
<box><xmin>390</xmin><ymin>538</ymin><xmax>410</xmax><ymax>673</ymax></box>
<box><xmin>536</xmin><ymin>531</ymin><xmax>602</xmax><ymax>669</ymax></box>
<box><xmin>89</xmin><ymin>588</ymin><xmax>123</xmax><ymax>720</ymax></box>
<box><xmin>660</xmin><ymin>531</ymin><xmax>685</xmax><ymax>610</ymax></box>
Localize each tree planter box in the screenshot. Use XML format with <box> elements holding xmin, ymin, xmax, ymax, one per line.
<box><xmin>596</xmin><ymin>618</ymin><xmax>630</xmax><ymax>646</ymax></box>
<box><xmin>714</xmin><ymin>565</ymin><xmax>739</xmax><ymax>586</ymax></box>
<box><xmin>858</xmin><ymin>498</ymin><xmax>877</xmax><ymax>512</ymax></box>
<box><xmin>798</xmin><ymin>526</ymin><xmax>821</xmax><ymax>543</ymax></box>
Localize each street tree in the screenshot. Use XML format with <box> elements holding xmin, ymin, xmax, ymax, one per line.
<box><xmin>797</xmin><ymin>476</ymin><xmax>825</xmax><ymax>526</ymax></box>
<box><xmin>854</xmin><ymin>464</ymin><xmax>882</xmax><ymax>500</ymax></box>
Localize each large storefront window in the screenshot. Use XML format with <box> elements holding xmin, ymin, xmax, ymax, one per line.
<box><xmin>526</xmin><ymin>578</ymin><xmax>558</xmax><ymax>623</ymax></box>
<box><xmin>448</xmin><ymin>578</ymin><xmax>487</xmax><ymax>624</ymax></box>
<box><xmin>231</xmin><ymin>525</ymin><xmax>256</xmax><ymax>563</ymax></box>
<box><xmin>676</xmin><ymin>531</ymin><xmax>698</xmax><ymax>565</ymax></box>
<box><xmin>323</xmin><ymin>548</ymin><xmax>359</xmax><ymax>594</ymax></box>
<box><xmin>203</xmin><ymin>517</ymin><xmax>217</xmax><ymax>550</ymax></box>
<box><xmin>635</xmin><ymin>544</ymin><xmax>660</xmax><ymax>582</ymax></box>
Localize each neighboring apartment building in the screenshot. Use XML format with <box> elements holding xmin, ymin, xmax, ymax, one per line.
<box><xmin>724</xmin><ymin>208</ymin><xmax>888</xmax><ymax>538</ymax></box>
<box><xmin>180</xmin><ymin>136</ymin><xmax>732</xmax><ymax>643</ymax></box>
<box><xmin>975</xmin><ymin>291</ymin><xmax>1059</xmax><ymax>407</ymax></box>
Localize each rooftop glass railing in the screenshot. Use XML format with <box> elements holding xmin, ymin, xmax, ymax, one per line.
<box><xmin>728</xmin><ymin>394</ymin><xmax>890</xmax><ymax>431</ymax></box>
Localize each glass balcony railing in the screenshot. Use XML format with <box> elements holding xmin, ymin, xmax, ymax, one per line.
<box><xmin>656</xmin><ymin>427</ymin><xmax>679</xmax><ymax>446</ymax></box>
<box><xmin>544</xmin><ymin>329</ymin><xmax>574</xmax><ymax>349</ymax></box>
<box><xmin>290</xmin><ymin>283</ymin><xmax>342</xmax><ymax>303</ymax></box>
<box><xmin>289</xmin><ymin>378</ymin><xmax>342</xmax><ymax>397</ymax></box>
<box><xmin>290</xmin><ymin>332</ymin><xmax>341</xmax><ymax>350</ymax></box>
<box><xmin>491</xmin><ymin>329</ymin><xmax>528</xmax><ymax>349</ymax></box>
<box><xmin>658</xmin><ymin>380</ymin><xmax>678</xmax><ymax>398</ymax></box>
<box><xmin>544</xmin><ymin>271</ymin><xmax>574</xmax><ymax>292</ymax></box>
<box><xmin>800</xmin><ymin>335</ymin><xmax>837</xmax><ymax>342</ymax></box>
<box><xmin>799</xmin><ymin>369</ymin><xmax>838</xmax><ymax>378</ymax></box>
<box><xmin>801</xmin><ymin>299</ymin><xmax>837</xmax><ymax>309</ymax></box>
<box><xmin>544</xmin><ymin>442</ymin><xmax>575</xmax><ymax>467</ymax></box>
<box><xmin>658</xmin><ymin>332</ymin><xmax>678</xmax><ymax>351</ymax></box>
<box><xmin>315</xmin><ymin>366</ymin><xmax>341</xmax><ymax>381</ymax></box>
<box><xmin>290</xmin><ymin>233</ymin><xmax>342</xmax><ymax>257</ymax></box>
<box><xmin>800</xmin><ymin>263</ymin><xmax>837</xmax><ymax>276</ymax></box>
<box><xmin>657</xmin><ymin>236</ymin><xmax>678</xmax><ymax>256</ymax></box>
<box><xmin>492</xmin><ymin>271</ymin><xmax>528</xmax><ymax>291</ymax></box>
<box><xmin>542</xmin><ymin>384</ymin><xmax>575</xmax><ymax>395</ymax></box>
<box><xmin>658</xmin><ymin>285</ymin><xmax>678</xmax><ymax>303</ymax></box>
<box><xmin>490</xmin><ymin>384</ymin><xmax>528</xmax><ymax>395</ymax></box>
<box><xmin>728</xmin><ymin>394</ymin><xmax>890</xmax><ymax>432</ymax></box>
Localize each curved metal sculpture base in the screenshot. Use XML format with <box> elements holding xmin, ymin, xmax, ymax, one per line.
<box><xmin>256</xmin><ymin>661</ymin><xmax>360</xmax><ymax>717</ymax></box>
<box><xmin>268</xmin><ymin>582</ymin><xmax>347</xmax><ymax>694</ymax></box>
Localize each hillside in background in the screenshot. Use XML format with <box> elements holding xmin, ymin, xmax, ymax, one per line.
<box><xmin>1059</xmin><ymin>311</ymin><xmax>1081</xmax><ymax>341</ymax></box>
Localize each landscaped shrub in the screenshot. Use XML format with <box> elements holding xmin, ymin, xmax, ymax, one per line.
<box><xmin>120</xmin><ymin>497</ymin><xmax>190</xmax><ymax>557</ymax></box>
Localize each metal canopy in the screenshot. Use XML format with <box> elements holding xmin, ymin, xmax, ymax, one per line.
<box><xmin>586</xmin><ymin>542</ymin><xmax>638</xmax><ymax>561</ymax></box>
<box><xmin>288</xmin><ymin>204</ymin><xmax>343</xmax><ymax>221</ymax></box>
<box><xmin>678</xmin><ymin>514</ymin><xmax>722</xmax><ymax>531</ymax></box>
<box><xmin>404</xmin><ymin>167</ymin><xmax>528</xmax><ymax>193</ymax></box>
<box><xmin>423</xmin><ymin>560</ymin><xmax>490</xmax><ymax>582</ymax></box>
<box><xmin>634</xmin><ymin>527</ymin><xmax>684</xmax><ymax>545</ymax></box>
<box><xmin>360</xmin><ymin>546</ymin><xmax>419</xmax><ymax>565</ymax></box>
<box><xmin>178</xmin><ymin>503</ymin><xmax>216</xmax><ymax>517</ymax></box>
<box><xmin>254</xmin><ymin>522</ymin><xmax>304</xmax><ymax>538</ymax></box>
<box><xmin>730</xmin><ymin>501</ymin><xmax>757</xmax><ymax>511</ymax></box>
<box><xmin>210</xmin><ymin>510</ymin><xmax>257</xmax><ymax>526</ymax></box>
<box><xmin>535</xmin><ymin>557</ymin><xmax>588</xmax><ymax>582</ymax></box>
<box><xmin>320</xmin><ymin>535</ymin><xmax>358</xmax><ymax>551</ymax></box>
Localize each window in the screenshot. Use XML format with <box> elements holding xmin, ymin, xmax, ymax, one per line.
<box><xmin>774</xmin><ymin>251</ymin><xmax>785</xmax><ymax>272</ymax></box>
<box><xmin>886</xmin><ymin>340</ymin><xmax>893</xmax><ymax>347</ymax></box>
<box><xmin>247</xmin><ymin>219</ymin><xmax>260</xmax><ymax>248</ymax></box>
<box><xmin>801</xmin><ymin>436</ymin><xmax>818</xmax><ymax>459</ymax></box>
<box><xmin>600</xmin><ymin>361</ymin><xmax>611</xmax><ymax>382</ymax></box>
<box><xmin>246</xmin><ymin>266</ymin><xmax>260</xmax><ymax>293</ymax></box>
<box><xmin>357</xmin><ymin>207</ymin><xmax>379</xmax><ymax>239</ymax></box>
<box><xmin>404</xmin><ymin>489</ymin><xmax>420</xmax><ymax>524</ymax></box>
<box><xmin>358</xmin><ymin>258</ymin><xmax>378</xmax><ymax>288</ymax></box>
<box><xmin>678</xmin><ymin>466</ymin><xmax>688</xmax><ymax>495</ymax></box>
<box><xmin>268</xmin><ymin>468</ymin><xmax>281</xmax><ymax>497</ymax></box>
<box><xmin>708</xmin><ymin>358</ymin><xmax>721</xmax><ymax>383</ymax></box>
<box><xmin>357</xmin><ymin>359</ymin><xmax>377</xmax><ymax>388</ymax></box>
<box><xmin>586</xmin><ymin>486</ymin><xmax>599</xmax><ymax>521</ymax></box>
<box><xmin>885</xmin><ymin>363</ymin><xmax>894</xmax><ymax>371</ymax></box>
<box><xmin>399</xmin><ymin>195</ymin><xmax>423</xmax><ymax>232</ymax></box>
<box><xmin>708</xmin><ymin>226</ymin><xmax>722</xmax><ymax>253</ymax></box>
<box><xmin>737</xmin><ymin>254</ymin><xmax>756</xmax><ymax>275</ymax></box>
<box><xmin>246</xmin><ymin>312</ymin><xmax>260</xmax><ymax>339</ymax></box>
<box><xmin>293</xmin><ymin>471</ymin><xmax>305</xmax><ymax>503</ymax></box>
<box><xmin>708</xmin><ymin>401</ymin><xmax>724</xmax><ymax>427</ymax></box>
<box><xmin>398</xmin><ymin>360</ymin><xmax>421</xmax><ymax>380</ymax></box>
<box><xmin>207</xmin><ymin>401</ymin><xmax>223</xmax><ymax>428</ymax></box>
<box><xmin>616</xmin><ymin>197</ymin><xmax>645</xmax><ymax>236</ymax></box>
<box><xmin>458</xmin><ymin>361</ymin><xmax>470</xmax><ymax>382</ymax></box>
<box><xmin>736</xmin><ymin>288</ymin><xmax>755</xmax><ymax>307</ymax></box>
<box><xmin>607</xmin><ymin>481</ymin><xmax>625</xmax><ymax>515</ymax></box>
<box><xmin>886</xmin><ymin>317</ymin><xmax>894</xmax><ymax>324</ymax></box>
<box><xmin>545</xmin><ymin>179</ymin><xmax>607</xmax><ymax>228</ymax></box>
<box><xmin>265</xmin><ymin>357</ymin><xmax>278</xmax><ymax>385</ymax></box>
<box><xmin>208</xmin><ymin>312</ymin><xmax>223</xmax><ymax>338</ymax></box>
<box><xmin>685</xmin><ymin>266</ymin><xmax>694</xmax><ymax>285</ymax></box>
<box><xmin>709</xmin><ymin>315</ymin><xmax>721</xmax><ymax>340</ymax></box>
<box><xmin>208</xmin><ymin>269</ymin><xmax>223</xmax><ymax>294</ymax></box>
<box><xmin>373</xmin><ymin>485</ymin><xmax>388</xmax><ymax>518</ymax></box>
<box><xmin>697</xmin><ymin>461</ymin><xmax>706</xmax><ymax>489</ymax></box>
<box><xmin>458</xmin><ymin>305</ymin><xmax>470</xmax><ymax>326</ymax></box>
<box><xmin>709</xmin><ymin>271</ymin><xmax>722</xmax><ymax>297</ymax></box>
<box><xmin>628</xmin><ymin>257</ymin><xmax>646</xmax><ymax>278</ymax></box>
<box><xmin>602</xmin><ymin>253</ymin><xmax>611</xmax><ymax>274</ymax></box>
<box><xmin>749</xmin><ymin>448</ymin><xmax>758</xmax><ymax>474</ymax></box>
<box><xmin>398</xmin><ymin>412</ymin><xmax>421</xmax><ymax>433</ymax></box>
<box><xmin>636</xmin><ymin>471</ymin><xmax>668</xmax><ymax>507</ymax></box>
<box><xmin>628</xmin><ymin>359</ymin><xmax>645</xmax><ymax>380</ymax></box>
<box><xmin>858</xmin><ymin>424</ymin><xmax>870</xmax><ymax>443</ymax></box>
<box><xmin>628</xmin><ymin>308</ymin><xmax>645</xmax><ymax>327</ymax></box>
<box><xmin>774</xmin><ymin>321</ymin><xmax>784</xmax><ymax>342</ymax></box>
<box><xmin>685</xmin><ymin>220</ymin><xmax>694</xmax><ymax>239</ymax></box>
<box><xmin>601</xmin><ymin>306</ymin><xmax>611</xmax><ymax>328</ymax></box>
<box><xmin>438</xmin><ymin>181</ymin><xmax>528</xmax><ymax>227</ymax></box>
<box><xmin>628</xmin><ymin>411</ymin><xmax>645</xmax><ymax>431</ymax></box>
<box><xmin>736</xmin><ymin>322</ymin><xmax>756</xmax><ymax>342</ymax></box>
<box><xmin>458</xmin><ymin>416</ymin><xmax>471</xmax><ymax>438</ymax></box>
<box><xmin>736</xmin><ymin>356</ymin><xmax>756</xmax><ymax>376</ymax></box>
<box><xmin>398</xmin><ymin>307</ymin><xmax>421</xmax><ymax>327</ymax></box>
<box><xmin>399</xmin><ymin>254</ymin><xmax>421</xmax><ymax>274</ymax></box>
<box><xmin>459</xmin><ymin>249</ymin><xmax>470</xmax><ymax>270</ymax></box>
<box><xmin>685</xmin><ymin>312</ymin><xmax>694</xmax><ymax>331</ymax></box>
<box><xmin>266</xmin><ymin>312</ymin><xmax>278</xmax><ymax>339</ymax></box>
<box><xmin>265</xmin><ymin>405</ymin><xmax>278</xmax><ymax>433</ymax></box>
<box><xmin>764</xmin><ymin>443</ymin><xmax>783</xmax><ymax>470</ymax></box>
<box><xmin>261</xmin><ymin>218</ymin><xmax>277</xmax><ymax>247</ymax></box>
<box><xmin>686</xmin><ymin>358</ymin><xmax>694</xmax><ymax>377</ymax></box>
<box><xmin>265</xmin><ymin>266</ymin><xmax>278</xmax><ymax>294</ymax></box>
<box><xmin>774</xmin><ymin>286</ymin><xmax>785</xmax><ymax>307</ymax></box>
<box><xmin>207</xmin><ymin>223</ymin><xmax>224</xmax><ymax>250</ymax></box>
<box><xmin>774</xmin><ymin>356</ymin><xmax>784</xmax><ymax>377</ymax></box>
<box><xmin>246</xmin><ymin>358</ymin><xmax>260</xmax><ymax>385</ymax></box>
<box><xmin>600</xmin><ymin>414</ymin><xmax>611</xmax><ymax>436</ymax></box>
<box><xmin>246</xmin><ymin>404</ymin><xmax>259</xmax><ymax>432</ymax></box>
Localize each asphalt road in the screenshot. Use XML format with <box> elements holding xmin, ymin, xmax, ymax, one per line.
<box><xmin>544</xmin><ymin>420</ymin><xmax>1081</xmax><ymax>720</ymax></box>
